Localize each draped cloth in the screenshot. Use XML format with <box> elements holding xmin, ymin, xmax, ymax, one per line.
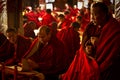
<box><xmin>60</xmin><ymin>46</ymin><xmax>99</xmax><ymax>80</ymax></box>
<box><xmin>5</xmin><ymin>35</ymin><xmax>32</xmax><ymax>65</ymax></box>
<box><xmin>42</xmin><ymin>13</ymin><xmax>56</xmax><ymax>25</ymax></box>
<box><xmin>57</xmin><ymin>27</ymin><xmax>80</xmax><ymax>67</ymax></box>
<box><xmin>23</xmin><ymin>35</ymin><xmax>68</xmax><ymax>75</ymax></box>
<box><xmin>0</xmin><ymin>40</ymin><xmax>14</xmax><ymax>62</ymax></box>
<box><xmin>95</xmin><ymin>17</ymin><xmax>120</xmax><ymax>80</ymax></box>
<box><xmin>0</xmin><ymin>32</ymin><xmax>6</xmax><ymax>47</ymax></box>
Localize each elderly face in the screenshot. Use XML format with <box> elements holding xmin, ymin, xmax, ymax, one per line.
<box><xmin>6</xmin><ymin>32</ymin><xmax>17</xmax><ymax>44</ymax></box>
<box><xmin>91</xmin><ymin>7</ymin><xmax>106</xmax><ymax>26</ymax></box>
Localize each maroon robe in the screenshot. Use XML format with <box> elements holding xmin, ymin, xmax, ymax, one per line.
<box><xmin>0</xmin><ymin>40</ymin><xmax>14</xmax><ymax>62</ymax></box>
<box><xmin>24</xmin><ymin>35</ymin><xmax>68</xmax><ymax>75</ymax></box>
<box><xmin>5</xmin><ymin>35</ymin><xmax>32</xmax><ymax>65</ymax></box>
<box><xmin>60</xmin><ymin>46</ymin><xmax>99</xmax><ymax>80</ymax></box>
<box><xmin>96</xmin><ymin>16</ymin><xmax>120</xmax><ymax>80</ymax></box>
<box><xmin>23</xmin><ymin>21</ymin><xmax>36</xmax><ymax>38</ymax></box>
<box><xmin>0</xmin><ymin>33</ymin><xmax>7</xmax><ymax>47</ymax></box>
<box><xmin>57</xmin><ymin>27</ymin><xmax>80</xmax><ymax>66</ymax></box>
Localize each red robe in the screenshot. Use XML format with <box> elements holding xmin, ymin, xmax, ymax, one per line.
<box><xmin>25</xmin><ymin>11</ymin><xmax>41</xmax><ymax>28</ymax></box>
<box><xmin>24</xmin><ymin>35</ymin><xmax>68</xmax><ymax>75</ymax></box>
<box><xmin>80</xmin><ymin>17</ymin><xmax>90</xmax><ymax>32</ymax></box>
<box><xmin>42</xmin><ymin>13</ymin><xmax>56</xmax><ymax>25</ymax></box>
<box><xmin>58</xmin><ymin>19</ymin><xmax>72</xmax><ymax>29</ymax></box>
<box><xmin>5</xmin><ymin>35</ymin><xmax>32</xmax><ymax>65</ymax></box>
<box><xmin>96</xmin><ymin>16</ymin><xmax>120</xmax><ymax>80</ymax></box>
<box><xmin>57</xmin><ymin>27</ymin><xmax>80</xmax><ymax>66</ymax></box>
<box><xmin>60</xmin><ymin>47</ymin><xmax>100</xmax><ymax>80</ymax></box>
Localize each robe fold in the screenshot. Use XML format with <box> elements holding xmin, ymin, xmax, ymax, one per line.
<box><xmin>57</xmin><ymin>27</ymin><xmax>80</xmax><ymax>66</ymax></box>
<box><xmin>96</xmin><ymin>16</ymin><xmax>120</xmax><ymax>80</ymax></box>
<box><xmin>23</xmin><ymin>35</ymin><xmax>68</xmax><ymax>75</ymax></box>
<box><xmin>60</xmin><ymin>47</ymin><xmax>99</xmax><ymax>80</ymax></box>
<box><xmin>5</xmin><ymin>35</ymin><xmax>32</xmax><ymax>65</ymax></box>
<box><xmin>58</xmin><ymin>19</ymin><xmax>72</xmax><ymax>29</ymax></box>
<box><xmin>0</xmin><ymin>32</ymin><xmax>6</xmax><ymax>47</ymax></box>
<box><xmin>42</xmin><ymin>13</ymin><xmax>56</xmax><ymax>25</ymax></box>
<box><xmin>0</xmin><ymin>40</ymin><xmax>14</xmax><ymax>62</ymax></box>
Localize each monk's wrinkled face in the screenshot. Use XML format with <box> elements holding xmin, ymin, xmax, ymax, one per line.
<box><xmin>91</xmin><ymin>7</ymin><xmax>106</xmax><ymax>25</ymax></box>
<box><xmin>6</xmin><ymin>32</ymin><xmax>17</xmax><ymax>44</ymax></box>
<box><xmin>38</xmin><ymin>30</ymin><xmax>51</xmax><ymax>44</ymax></box>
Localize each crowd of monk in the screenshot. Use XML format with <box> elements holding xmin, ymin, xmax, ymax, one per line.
<box><xmin>0</xmin><ymin>1</ymin><xmax>120</xmax><ymax>80</ymax></box>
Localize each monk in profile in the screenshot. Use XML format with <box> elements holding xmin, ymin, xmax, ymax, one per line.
<box><xmin>91</xmin><ymin>2</ymin><xmax>120</xmax><ymax>80</ymax></box>
<box><xmin>5</xmin><ymin>28</ymin><xmax>32</xmax><ymax>65</ymax></box>
<box><xmin>22</xmin><ymin>25</ymin><xmax>68</xmax><ymax>80</ymax></box>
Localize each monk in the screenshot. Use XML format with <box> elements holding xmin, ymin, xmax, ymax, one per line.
<box><xmin>57</xmin><ymin>14</ymin><xmax>72</xmax><ymax>29</ymax></box>
<box><xmin>5</xmin><ymin>28</ymin><xmax>32</xmax><ymax>65</ymax></box>
<box><xmin>23</xmin><ymin>16</ymin><xmax>37</xmax><ymax>39</ymax></box>
<box><xmin>91</xmin><ymin>2</ymin><xmax>120</xmax><ymax>80</ymax></box>
<box><xmin>22</xmin><ymin>25</ymin><xmax>68</xmax><ymax>80</ymax></box>
<box><xmin>57</xmin><ymin>22</ymin><xmax>81</xmax><ymax>67</ymax></box>
<box><xmin>41</xmin><ymin>9</ymin><xmax>56</xmax><ymax>25</ymax></box>
<box><xmin>60</xmin><ymin>21</ymin><xmax>100</xmax><ymax>80</ymax></box>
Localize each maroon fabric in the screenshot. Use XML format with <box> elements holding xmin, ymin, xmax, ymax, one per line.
<box><xmin>5</xmin><ymin>35</ymin><xmax>32</xmax><ymax>65</ymax></box>
<box><xmin>96</xmin><ymin>17</ymin><xmax>120</xmax><ymax>72</ymax></box>
<box><xmin>16</xmin><ymin>35</ymin><xmax>32</xmax><ymax>61</ymax></box>
<box><xmin>80</xmin><ymin>17</ymin><xmax>90</xmax><ymax>32</ymax></box>
<box><xmin>82</xmin><ymin>22</ymin><xmax>101</xmax><ymax>49</ymax></box>
<box><xmin>24</xmin><ymin>36</ymin><xmax>68</xmax><ymax>75</ymax></box>
<box><xmin>0</xmin><ymin>33</ymin><xmax>7</xmax><ymax>47</ymax></box>
<box><xmin>57</xmin><ymin>27</ymin><xmax>80</xmax><ymax>66</ymax></box>
<box><xmin>23</xmin><ymin>21</ymin><xmax>36</xmax><ymax>38</ymax></box>
<box><xmin>0</xmin><ymin>40</ymin><xmax>14</xmax><ymax>62</ymax></box>
<box><xmin>60</xmin><ymin>46</ymin><xmax>100</xmax><ymax>80</ymax></box>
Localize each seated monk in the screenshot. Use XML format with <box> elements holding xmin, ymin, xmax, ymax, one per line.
<box><xmin>57</xmin><ymin>14</ymin><xmax>72</xmax><ymax>30</ymax></box>
<box><xmin>60</xmin><ymin>16</ymin><xmax>100</xmax><ymax>80</ymax></box>
<box><xmin>41</xmin><ymin>9</ymin><xmax>57</xmax><ymax>25</ymax></box>
<box><xmin>22</xmin><ymin>25</ymin><xmax>68</xmax><ymax>80</ymax></box>
<box><xmin>57</xmin><ymin>22</ymin><xmax>81</xmax><ymax>67</ymax></box>
<box><xmin>91</xmin><ymin>2</ymin><xmax>120</xmax><ymax>80</ymax></box>
<box><xmin>4</xmin><ymin>28</ymin><xmax>32</xmax><ymax>65</ymax></box>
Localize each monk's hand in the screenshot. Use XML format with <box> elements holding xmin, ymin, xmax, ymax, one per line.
<box><xmin>27</xmin><ymin>59</ymin><xmax>39</xmax><ymax>70</ymax></box>
<box><xmin>21</xmin><ymin>58</ymin><xmax>32</xmax><ymax>71</ymax></box>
